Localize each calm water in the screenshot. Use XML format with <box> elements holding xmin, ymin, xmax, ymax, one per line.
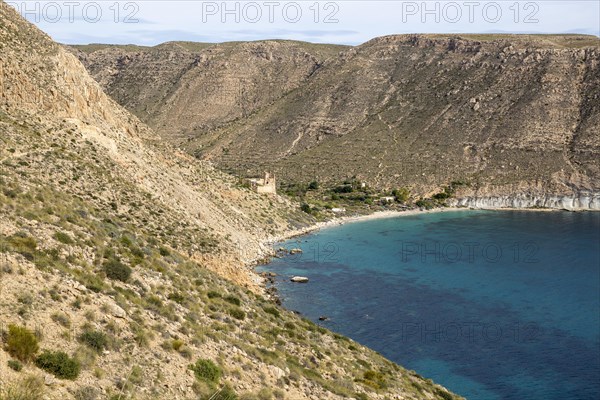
<box><xmin>258</xmin><ymin>211</ymin><xmax>600</xmax><ymax>400</ymax></box>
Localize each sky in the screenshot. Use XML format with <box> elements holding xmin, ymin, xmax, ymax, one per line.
<box><xmin>7</xmin><ymin>0</ymin><xmax>600</xmax><ymax>45</ymax></box>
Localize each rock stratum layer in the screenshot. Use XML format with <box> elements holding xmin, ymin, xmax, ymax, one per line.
<box><xmin>72</xmin><ymin>35</ymin><xmax>600</xmax><ymax>209</ymax></box>
<box><xmin>0</xmin><ymin>2</ymin><xmax>459</xmax><ymax>399</ymax></box>
<box><xmin>452</xmin><ymin>194</ymin><xmax>600</xmax><ymax>210</ymax></box>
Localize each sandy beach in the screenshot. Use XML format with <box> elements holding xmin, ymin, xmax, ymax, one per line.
<box><xmin>264</xmin><ymin>207</ymin><xmax>458</xmax><ymax>246</ymax></box>
<box><xmin>261</xmin><ymin>204</ymin><xmax>588</xmax><ymax>250</ymax></box>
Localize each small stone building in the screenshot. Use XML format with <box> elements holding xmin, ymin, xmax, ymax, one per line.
<box><xmin>379</xmin><ymin>196</ymin><xmax>396</xmax><ymax>204</ymax></box>
<box><xmin>248</xmin><ymin>172</ymin><xmax>276</xmax><ymax>194</ymax></box>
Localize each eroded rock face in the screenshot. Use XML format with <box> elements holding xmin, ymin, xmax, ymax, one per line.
<box><xmin>453</xmin><ymin>194</ymin><xmax>600</xmax><ymax>210</ymax></box>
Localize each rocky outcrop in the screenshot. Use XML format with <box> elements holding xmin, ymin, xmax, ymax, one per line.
<box><xmin>453</xmin><ymin>193</ymin><xmax>600</xmax><ymax>210</ymax></box>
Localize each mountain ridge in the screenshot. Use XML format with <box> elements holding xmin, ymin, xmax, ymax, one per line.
<box><xmin>71</xmin><ymin>33</ymin><xmax>600</xmax><ymax>206</ymax></box>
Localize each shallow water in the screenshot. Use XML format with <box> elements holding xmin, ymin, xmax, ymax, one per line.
<box><xmin>258</xmin><ymin>210</ymin><xmax>600</xmax><ymax>399</ymax></box>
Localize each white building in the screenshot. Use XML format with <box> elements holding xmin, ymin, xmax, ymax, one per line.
<box><xmin>248</xmin><ymin>172</ymin><xmax>276</xmax><ymax>194</ymax></box>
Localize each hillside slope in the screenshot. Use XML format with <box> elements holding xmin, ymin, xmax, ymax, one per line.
<box><xmin>74</xmin><ymin>35</ymin><xmax>600</xmax><ymax>208</ymax></box>
<box><xmin>0</xmin><ymin>2</ymin><xmax>458</xmax><ymax>399</ymax></box>
<box><xmin>70</xmin><ymin>41</ymin><xmax>347</xmax><ymax>143</ymax></box>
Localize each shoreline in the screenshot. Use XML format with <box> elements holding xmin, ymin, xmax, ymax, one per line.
<box><xmin>262</xmin><ymin>204</ymin><xmax>592</xmax><ymax>248</ymax></box>
<box><xmin>265</xmin><ymin>207</ymin><xmax>453</xmax><ymax>246</ymax></box>
<box><xmin>249</xmin><ymin>205</ymin><xmax>598</xmax><ymax>281</ymax></box>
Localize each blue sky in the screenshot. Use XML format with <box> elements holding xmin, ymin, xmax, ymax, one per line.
<box><xmin>8</xmin><ymin>1</ymin><xmax>600</xmax><ymax>45</ymax></box>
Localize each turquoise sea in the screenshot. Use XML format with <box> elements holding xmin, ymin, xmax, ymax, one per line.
<box><xmin>258</xmin><ymin>210</ymin><xmax>600</xmax><ymax>399</ymax></box>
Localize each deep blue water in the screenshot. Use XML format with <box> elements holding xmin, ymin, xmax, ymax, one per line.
<box><xmin>258</xmin><ymin>211</ymin><xmax>600</xmax><ymax>400</ymax></box>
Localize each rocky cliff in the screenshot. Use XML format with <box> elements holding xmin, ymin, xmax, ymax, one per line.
<box><xmin>452</xmin><ymin>193</ymin><xmax>600</xmax><ymax>210</ymax></box>
<box><xmin>73</xmin><ymin>34</ymin><xmax>600</xmax><ymax>209</ymax></box>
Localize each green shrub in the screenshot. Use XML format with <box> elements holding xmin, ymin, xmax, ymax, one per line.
<box><xmin>79</xmin><ymin>273</ymin><xmax>104</xmax><ymax>293</ymax></box>
<box><xmin>7</xmin><ymin>234</ymin><xmax>37</xmax><ymax>260</ymax></box>
<box><xmin>190</xmin><ymin>359</ymin><xmax>221</xmax><ymax>383</ymax></box>
<box><xmin>300</xmin><ymin>203</ymin><xmax>311</xmax><ymax>214</ymax></box>
<box><xmin>78</xmin><ymin>330</ymin><xmax>108</xmax><ymax>353</ymax></box>
<box><xmin>168</xmin><ymin>292</ymin><xmax>185</xmax><ymax>304</ymax></box>
<box><xmin>224</xmin><ymin>295</ymin><xmax>241</xmax><ymax>306</ymax></box>
<box><xmin>257</xmin><ymin>388</ymin><xmax>273</xmax><ymax>400</ymax></box>
<box><xmin>432</xmin><ymin>191</ymin><xmax>450</xmax><ymax>200</ymax></box>
<box><xmin>51</xmin><ymin>312</ymin><xmax>71</xmax><ymax>328</ymax></box>
<box><xmin>54</xmin><ymin>231</ymin><xmax>74</xmax><ymax>245</ymax></box>
<box><xmin>207</xmin><ymin>291</ymin><xmax>221</xmax><ymax>299</ymax></box>
<box><xmin>7</xmin><ymin>359</ymin><xmax>23</xmax><ymax>371</ymax></box>
<box><xmin>103</xmin><ymin>258</ymin><xmax>132</xmax><ymax>282</ymax></box>
<box><xmin>0</xmin><ymin>375</ymin><xmax>45</xmax><ymax>400</ymax></box>
<box><xmin>130</xmin><ymin>246</ymin><xmax>145</xmax><ymax>259</ymax></box>
<box><xmin>5</xmin><ymin>325</ymin><xmax>39</xmax><ymax>362</ymax></box>
<box><xmin>415</xmin><ymin>199</ymin><xmax>435</xmax><ymax>209</ymax></box>
<box><xmin>158</xmin><ymin>246</ymin><xmax>170</xmax><ymax>256</ymax></box>
<box><xmin>263</xmin><ymin>306</ymin><xmax>280</xmax><ymax>318</ymax></box>
<box><xmin>179</xmin><ymin>347</ymin><xmax>193</xmax><ymax>359</ymax></box>
<box><xmin>213</xmin><ymin>384</ymin><xmax>238</xmax><ymax>400</ymax></box>
<box><xmin>392</xmin><ymin>187</ymin><xmax>410</xmax><ymax>203</ymax></box>
<box><xmin>35</xmin><ymin>351</ymin><xmax>80</xmax><ymax>379</ymax></box>
<box><xmin>172</xmin><ymin>339</ymin><xmax>184</xmax><ymax>351</ymax></box>
<box><xmin>362</xmin><ymin>370</ymin><xmax>386</xmax><ymax>390</ymax></box>
<box><xmin>146</xmin><ymin>295</ymin><xmax>163</xmax><ymax>309</ymax></box>
<box><xmin>332</xmin><ymin>185</ymin><xmax>353</xmax><ymax>193</ymax></box>
<box><xmin>129</xmin><ymin>365</ymin><xmax>144</xmax><ymax>385</ymax></box>
<box><xmin>132</xmin><ymin>324</ymin><xmax>151</xmax><ymax>348</ymax></box>
<box><xmin>228</xmin><ymin>308</ymin><xmax>246</xmax><ymax>320</ymax></box>
<box><xmin>119</xmin><ymin>235</ymin><xmax>133</xmax><ymax>247</ymax></box>
<box><xmin>273</xmin><ymin>388</ymin><xmax>285</xmax><ymax>400</ymax></box>
<box><xmin>284</xmin><ymin>322</ymin><xmax>295</xmax><ymax>330</ymax></box>
<box><xmin>435</xmin><ymin>388</ymin><xmax>455</xmax><ymax>400</ymax></box>
<box><xmin>74</xmin><ymin>386</ymin><xmax>100</xmax><ymax>400</ymax></box>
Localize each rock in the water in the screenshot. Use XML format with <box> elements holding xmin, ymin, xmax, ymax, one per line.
<box><xmin>290</xmin><ymin>276</ymin><xmax>309</xmax><ymax>283</ymax></box>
